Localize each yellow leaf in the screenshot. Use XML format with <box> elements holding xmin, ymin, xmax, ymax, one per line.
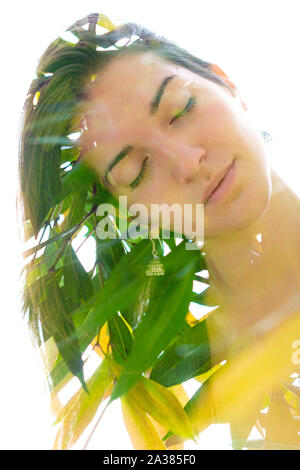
<box><xmin>194</xmin><ymin>362</ymin><xmax>224</xmax><ymax>384</ymax></box>
<box><xmin>51</xmin><ymin>370</ymin><xmax>74</xmax><ymax>397</ymax></box>
<box><xmin>169</xmin><ymin>383</ymin><xmax>189</xmax><ymax>407</ymax></box>
<box><xmin>54</xmin><ymin>357</ymin><xmax>113</xmax><ymax>449</ymax></box>
<box><xmin>185</xmin><ymin>310</ymin><xmax>198</xmax><ymax>326</ymax></box>
<box><xmin>40</xmin><ymin>337</ymin><xmax>59</xmax><ymax>374</ymax></box>
<box><xmin>40</xmin><ymin>338</ymin><xmax>64</xmax><ymax>417</ymax></box>
<box><xmin>53</xmin><ymin>425</ymin><xmax>63</xmax><ymax>450</ymax></box>
<box><xmin>264</xmin><ymin>391</ymin><xmax>300</xmax><ymax>448</ymax></box>
<box><xmin>130</xmin><ymin>377</ymin><xmax>194</xmax><ymax>440</ymax></box>
<box><xmin>91</xmin><ymin>325</ymin><xmax>110</xmax><ymax>359</ymax></box>
<box><xmin>167</xmin><ymin>379</ymin><xmax>214</xmax><ymax>449</ymax></box>
<box><xmin>121</xmin><ymin>394</ymin><xmax>166</xmax><ymax>450</ymax></box>
<box><xmin>166</xmin><ymin>311</ymin><xmax>300</xmax><ymax>447</ymax></box>
<box><xmin>230</xmin><ymin>393</ymin><xmax>263</xmax><ymax>449</ymax></box>
<box><xmin>149</xmin><ymin>384</ymin><xmax>189</xmax><ymax>450</ymax></box>
<box><xmin>97</xmin><ymin>14</ymin><xmax>117</xmax><ymax>32</ymax></box>
<box><xmin>50</xmin><ymin>392</ymin><xmax>63</xmax><ymax>418</ymax></box>
<box><xmin>284</xmin><ymin>389</ymin><xmax>300</xmax><ymax>414</ymax></box>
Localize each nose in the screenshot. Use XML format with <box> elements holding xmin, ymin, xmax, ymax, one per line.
<box><xmin>172</xmin><ymin>146</ymin><xmax>206</xmax><ymax>184</ymax></box>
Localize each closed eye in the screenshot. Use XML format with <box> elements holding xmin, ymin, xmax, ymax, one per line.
<box><xmin>130</xmin><ymin>156</ymin><xmax>149</xmax><ymax>189</ymax></box>
<box><xmin>169</xmin><ymin>95</ymin><xmax>197</xmax><ymax>125</ymax></box>
<box><xmin>127</xmin><ymin>96</ymin><xmax>197</xmax><ymax>190</ymax></box>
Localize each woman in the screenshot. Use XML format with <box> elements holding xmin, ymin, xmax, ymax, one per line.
<box><xmin>19</xmin><ymin>12</ymin><xmax>300</xmax><ymax>450</ymax></box>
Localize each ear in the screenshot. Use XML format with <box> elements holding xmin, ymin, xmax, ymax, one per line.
<box><xmin>210</xmin><ymin>63</ymin><xmax>248</xmax><ymax>112</ymax></box>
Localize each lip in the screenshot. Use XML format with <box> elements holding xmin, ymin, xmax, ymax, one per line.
<box><xmin>203</xmin><ymin>159</ymin><xmax>236</xmax><ymax>205</ymax></box>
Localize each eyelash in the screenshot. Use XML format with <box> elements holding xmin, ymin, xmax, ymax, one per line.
<box><xmin>169</xmin><ymin>95</ymin><xmax>197</xmax><ymax>125</ymax></box>
<box><xmin>130</xmin><ymin>95</ymin><xmax>197</xmax><ymax>189</ymax></box>
<box><xmin>130</xmin><ymin>156</ymin><xmax>149</xmax><ymax>189</ymax></box>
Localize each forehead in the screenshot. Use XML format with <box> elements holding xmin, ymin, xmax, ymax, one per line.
<box><xmin>89</xmin><ymin>51</ymin><xmax>186</xmax><ymax>106</ymax></box>
<box><xmin>85</xmin><ymin>52</ymin><xmax>193</xmax><ymax>135</ymax></box>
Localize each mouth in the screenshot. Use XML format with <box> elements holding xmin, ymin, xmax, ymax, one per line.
<box><xmin>204</xmin><ymin>159</ymin><xmax>236</xmax><ymax>206</ymax></box>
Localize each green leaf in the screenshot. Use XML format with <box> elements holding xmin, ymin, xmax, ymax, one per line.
<box><xmin>111</xmin><ymin>242</ymin><xmax>197</xmax><ymax>400</ymax></box>
<box><xmin>38</xmin><ymin>273</ymin><xmax>87</xmax><ymax>390</ymax></box>
<box><xmin>62</xmin><ymin>189</ymin><xmax>87</xmax><ymax>231</ymax></box>
<box><xmin>63</xmin><ymin>244</ymin><xmax>93</xmax><ymax>307</ymax></box>
<box><xmin>22</xmin><ymin>139</ymin><xmax>62</xmax><ymax>235</ymax></box>
<box><xmin>23</xmin><ymin>225</ymin><xmax>78</xmax><ymax>259</ymax></box>
<box><xmin>163</xmin><ymin>237</ymin><xmax>177</xmax><ymax>252</ymax></box>
<box><xmin>60</xmin><ymin>146</ymin><xmax>81</xmax><ymax>165</ymax></box>
<box><xmin>195</xmin><ymin>252</ymin><xmax>207</xmax><ymax>272</ymax></box>
<box><xmin>74</xmin><ymin>239</ymin><xmax>152</xmax><ymax>340</ymax></box>
<box><xmin>49</xmin><ymin>239</ymin><xmax>153</xmax><ymax>390</ymax></box>
<box><xmin>108</xmin><ymin>313</ymin><xmax>133</xmax><ymax>364</ymax></box>
<box><xmin>96</xmin><ymin>236</ymin><xmax>126</xmax><ymax>280</ymax></box>
<box><xmin>24</xmin><ymin>227</ymin><xmax>64</xmax><ymax>289</ymax></box>
<box><xmin>55</xmin><ymin>159</ymin><xmax>97</xmax><ymax>203</ymax></box>
<box><xmin>190</xmin><ymin>288</ymin><xmax>216</xmax><ymax>306</ymax></box>
<box><xmin>150</xmin><ymin>320</ymin><xmax>212</xmax><ymax>387</ymax></box>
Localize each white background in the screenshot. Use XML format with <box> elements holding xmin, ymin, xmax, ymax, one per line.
<box><xmin>0</xmin><ymin>0</ymin><xmax>299</xmax><ymax>450</ymax></box>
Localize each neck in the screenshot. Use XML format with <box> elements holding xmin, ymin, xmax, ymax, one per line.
<box><xmin>203</xmin><ymin>168</ymin><xmax>300</xmax><ymax>334</ymax></box>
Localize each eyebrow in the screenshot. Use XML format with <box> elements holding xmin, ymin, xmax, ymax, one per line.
<box><xmin>103</xmin><ymin>74</ymin><xmax>177</xmax><ymax>186</ymax></box>
<box><xmin>149</xmin><ymin>74</ymin><xmax>176</xmax><ymax>115</ymax></box>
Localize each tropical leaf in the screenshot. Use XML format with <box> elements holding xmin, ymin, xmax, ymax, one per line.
<box><xmin>194</xmin><ymin>362</ymin><xmax>224</xmax><ymax>383</ymax></box>
<box><xmin>35</xmin><ymin>273</ymin><xmax>87</xmax><ymax>390</ymax></box>
<box><xmin>165</xmin><ymin>311</ymin><xmax>300</xmax><ymax>447</ymax></box>
<box><xmin>91</xmin><ymin>326</ymin><xmax>110</xmax><ymax>359</ymax></box>
<box><xmin>49</xmin><ymin>239</ymin><xmax>153</xmax><ymax>390</ymax></box>
<box><xmin>229</xmin><ymin>394</ymin><xmax>263</xmax><ymax>450</ymax></box>
<box><xmin>111</xmin><ymin>242</ymin><xmax>197</xmax><ymax>400</ymax></box>
<box><xmin>23</xmin><ymin>226</ymin><xmax>73</xmax><ymax>260</ymax></box>
<box><xmin>284</xmin><ymin>382</ymin><xmax>300</xmax><ymax>399</ymax></box>
<box><xmin>24</xmin><ymin>227</ymin><xmax>64</xmax><ymax>291</ymax></box>
<box><xmin>121</xmin><ymin>394</ymin><xmax>166</xmax><ymax>450</ymax></box>
<box><xmin>56</xmin><ymin>159</ymin><xmax>97</xmax><ymax>203</ymax></box>
<box><xmin>22</xmin><ymin>139</ymin><xmax>62</xmax><ymax>235</ymax></box>
<box><xmin>63</xmin><ymin>244</ymin><xmax>93</xmax><ymax>308</ymax></box>
<box><xmin>150</xmin><ymin>319</ymin><xmax>212</xmax><ymax>386</ymax></box>
<box><xmin>263</xmin><ymin>391</ymin><xmax>300</xmax><ymax>448</ymax></box>
<box><xmin>164</xmin><ymin>375</ymin><xmax>214</xmax><ymax>447</ymax></box>
<box><xmin>190</xmin><ymin>289</ymin><xmax>213</xmax><ymax>305</ymax></box>
<box><xmin>61</xmin><ymin>189</ymin><xmax>87</xmax><ymax>232</ymax></box>
<box><xmin>97</xmin><ymin>13</ymin><xmax>117</xmax><ymax>31</ymax></box>
<box><xmin>23</xmin><ymin>207</ymin><xmax>94</xmax><ymax>260</ymax></box>
<box><xmin>128</xmin><ymin>377</ymin><xmax>194</xmax><ymax>440</ymax></box>
<box><xmin>148</xmin><ymin>383</ymin><xmax>189</xmax><ymax>450</ymax></box>
<box><xmin>108</xmin><ymin>313</ymin><xmax>133</xmax><ymax>364</ymax></box>
<box><xmin>96</xmin><ymin>236</ymin><xmax>126</xmax><ymax>281</ymax></box>
<box><xmin>54</xmin><ymin>357</ymin><xmax>114</xmax><ymax>449</ymax></box>
<box><xmin>74</xmin><ymin>239</ymin><xmax>152</xmax><ymax>345</ymax></box>
<box><xmin>60</xmin><ymin>146</ymin><xmax>81</xmax><ymax>165</ymax></box>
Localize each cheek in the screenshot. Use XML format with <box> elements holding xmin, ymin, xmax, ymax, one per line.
<box><xmin>195</xmin><ymin>100</ymin><xmax>240</xmax><ymax>146</ymax></box>
<box><xmin>134</xmin><ymin>159</ymin><xmax>173</xmax><ymax>200</ymax></box>
<box><xmin>228</xmin><ymin>161</ymin><xmax>271</xmax><ymax>232</ymax></box>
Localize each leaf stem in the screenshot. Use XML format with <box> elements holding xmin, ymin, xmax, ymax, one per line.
<box><xmin>48</xmin><ymin>207</ymin><xmax>97</xmax><ymax>272</ymax></box>
<box><xmin>82</xmin><ymin>398</ymin><xmax>112</xmax><ymax>450</ymax></box>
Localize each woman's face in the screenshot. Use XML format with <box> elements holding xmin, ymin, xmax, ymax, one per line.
<box><xmin>82</xmin><ymin>51</ymin><xmax>271</xmax><ymax>238</ymax></box>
